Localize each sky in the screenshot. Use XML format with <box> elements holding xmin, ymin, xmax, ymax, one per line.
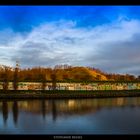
<box><xmin>0</xmin><ymin>6</ymin><xmax>140</xmax><ymax>75</ymax></box>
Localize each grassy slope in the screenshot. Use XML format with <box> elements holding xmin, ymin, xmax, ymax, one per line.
<box><xmin>84</xmin><ymin>67</ymin><xmax>107</xmax><ymax>80</ymax></box>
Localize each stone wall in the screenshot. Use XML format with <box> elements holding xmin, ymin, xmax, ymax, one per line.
<box><xmin>0</xmin><ymin>82</ymin><xmax>140</xmax><ymax>90</ymax></box>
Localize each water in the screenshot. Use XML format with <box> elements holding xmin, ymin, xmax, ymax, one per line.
<box><xmin>0</xmin><ymin>97</ymin><xmax>140</xmax><ymax>134</ymax></box>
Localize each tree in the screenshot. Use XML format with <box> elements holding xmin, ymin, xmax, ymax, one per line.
<box><xmin>96</xmin><ymin>75</ymin><xmax>101</xmax><ymax>81</ymax></box>
<box><xmin>63</xmin><ymin>74</ymin><xmax>69</xmax><ymax>81</ymax></box>
<box><xmin>13</xmin><ymin>61</ymin><xmax>19</xmax><ymax>90</ymax></box>
<box><xmin>137</xmin><ymin>75</ymin><xmax>140</xmax><ymax>81</ymax></box>
<box><xmin>39</xmin><ymin>73</ymin><xmax>46</xmax><ymax>90</ymax></box>
<box><xmin>51</xmin><ymin>69</ymin><xmax>57</xmax><ymax>90</ymax></box>
<box><xmin>1</xmin><ymin>66</ymin><xmax>11</xmax><ymax>91</ymax></box>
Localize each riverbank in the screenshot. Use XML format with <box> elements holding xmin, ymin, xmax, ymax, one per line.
<box><xmin>0</xmin><ymin>90</ymin><xmax>140</xmax><ymax>99</ymax></box>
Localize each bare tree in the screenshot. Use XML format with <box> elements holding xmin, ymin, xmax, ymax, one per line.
<box><xmin>13</xmin><ymin>61</ymin><xmax>19</xmax><ymax>90</ymax></box>
<box><xmin>51</xmin><ymin>69</ymin><xmax>57</xmax><ymax>90</ymax></box>
<box><xmin>2</xmin><ymin>66</ymin><xmax>11</xmax><ymax>91</ymax></box>
<box><xmin>40</xmin><ymin>73</ymin><xmax>46</xmax><ymax>90</ymax></box>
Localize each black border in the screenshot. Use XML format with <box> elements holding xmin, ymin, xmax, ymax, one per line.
<box><xmin>0</xmin><ymin>0</ymin><xmax>140</xmax><ymax>5</ymax></box>
<box><xmin>0</xmin><ymin>134</ymin><xmax>138</xmax><ymax>140</ymax></box>
<box><xmin>0</xmin><ymin>0</ymin><xmax>140</xmax><ymax>139</ymax></box>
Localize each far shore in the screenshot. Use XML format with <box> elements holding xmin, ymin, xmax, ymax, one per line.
<box><xmin>0</xmin><ymin>90</ymin><xmax>140</xmax><ymax>99</ymax></box>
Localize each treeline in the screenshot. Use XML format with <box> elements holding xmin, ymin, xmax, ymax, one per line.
<box><xmin>0</xmin><ymin>65</ymin><xmax>103</xmax><ymax>83</ymax></box>
<box><xmin>0</xmin><ymin>65</ymin><xmax>19</xmax><ymax>91</ymax></box>
<box><xmin>105</xmin><ymin>73</ymin><xmax>139</xmax><ymax>81</ymax></box>
<box><xmin>0</xmin><ymin>64</ymin><xmax>100</xmax><ymax>91</ymax></box>
<box><xmin>0</xmin><ymin>64</ymin><xmax>140</xmax><ymax>84</ymax></box>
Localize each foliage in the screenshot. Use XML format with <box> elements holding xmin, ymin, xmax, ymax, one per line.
<box><xmin>0</xmin><ymin>64</ymin><xmax>138</xmax><ymax>83</ymax></box>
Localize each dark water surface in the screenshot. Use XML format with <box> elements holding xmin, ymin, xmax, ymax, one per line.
<box><xmin>0</xmin><ymin>97</ymin><xmax>140</xmax><ymax>134</ymax></box>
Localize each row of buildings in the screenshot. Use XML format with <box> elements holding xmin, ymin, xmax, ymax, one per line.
<box><xmin>0</xmin><ymin>82</ymin><xmax>140</xmax><ymax>90</ymax></box>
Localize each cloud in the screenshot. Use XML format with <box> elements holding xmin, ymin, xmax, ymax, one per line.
<box><xmin>0</xmin><ymin>19</ymin><xmax>140</xmax><ymax>75</ymax></box>
<box><xmin>85</xmin><ymin>19</ymin><xmax>140</xmax><ymax>75</ymax></box>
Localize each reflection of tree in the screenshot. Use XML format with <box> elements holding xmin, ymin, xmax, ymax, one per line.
<box><xmin>41</xmin><ymin>100</ymin><xmax>46</xmax><ymax>120</ymax></box>
<box><xmin>52</xmin><ymin>100</ymin><xmax>57</xmax><ymax>122</ymax></box>
<box><xmin>12</xmin><ymin>101</ymin><xmax>19</xmax><ymax>126</ymax></box>
<box><xmin>2</xmin><ymin>101</ymin><xmax>8</xmax><ymax>126</ymax></box>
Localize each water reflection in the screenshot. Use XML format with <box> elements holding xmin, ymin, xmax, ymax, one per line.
<box><xmin>12</xmin><ymin>101</ymin><xmax>18</xmax><ymax>126</ymax></box>
<box><xmin>2</xmin><ymin>101</ymin><xmax>8</xmax><ymax>126</ymax></box>
<box><xmin>1</xmin><ymin>97</ymin><xmax>140</xmax><ymax>124</ymax></box>
<box><xmin>52</xmin><ymin>100</ymin><xmax>57</xmax><ymax>122</ymax></box>
<box><xmin>1</xmin><ymin>97</ymin><xmax>140</xmax><ymax>134</ymax></box>
<box><xmin>41</xmin><ymin>100</ymin><xmax>46</xmax><ymax>120</ymax></box>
